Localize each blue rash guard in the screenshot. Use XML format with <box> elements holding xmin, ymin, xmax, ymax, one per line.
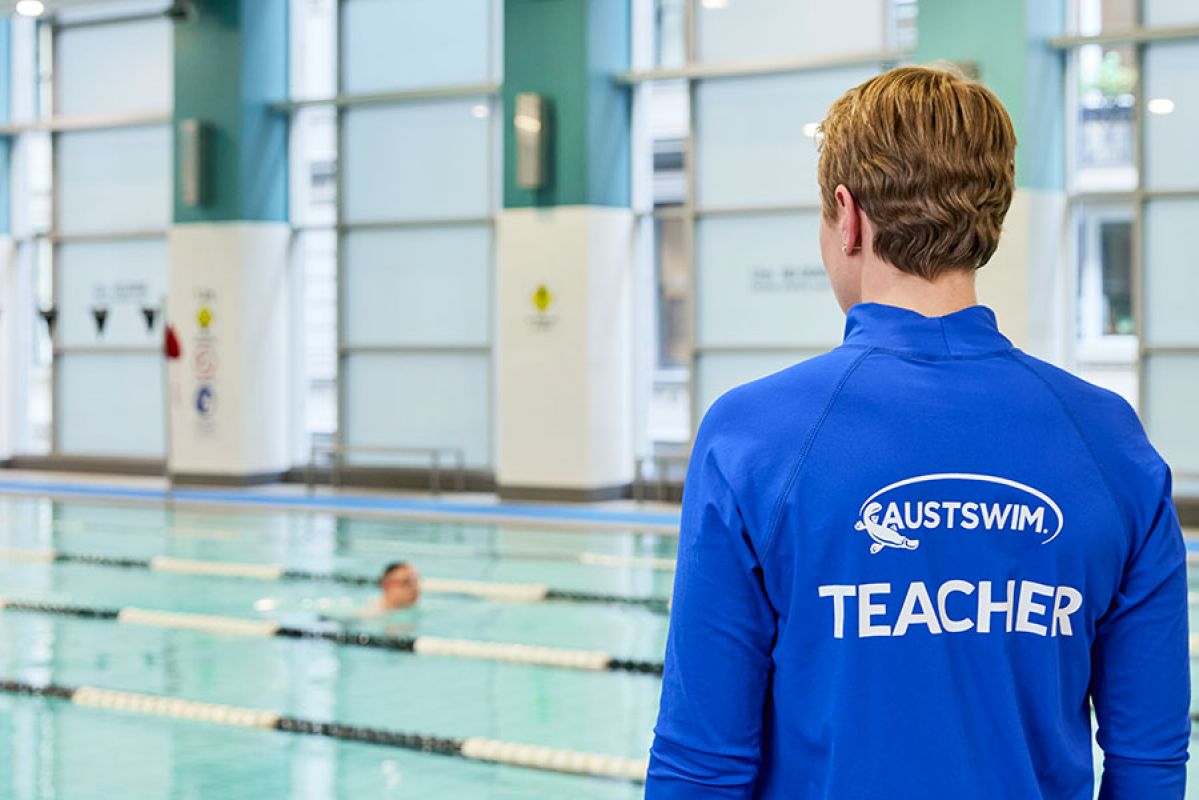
<box><xmin>647</xmin><ymin>303</ymin><xmax>1190</xmax><ymax>800</ymax></box>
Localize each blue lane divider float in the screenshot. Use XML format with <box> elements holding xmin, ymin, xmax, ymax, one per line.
<box><xmin>0</xmin><ymin>479</ymin><xmax>682</xmax><ymax>531</ymax></box>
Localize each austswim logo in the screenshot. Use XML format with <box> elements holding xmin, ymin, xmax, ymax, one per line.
<box><xmin>854</xmin><ymin>473</ymin><xmax>1064</xmax><ymax>554</ymax></box>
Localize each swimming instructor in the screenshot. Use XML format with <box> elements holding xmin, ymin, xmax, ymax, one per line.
<box><xmin>646</xmin><ymin>65</ymin><xmax>1189</xmax><ymax>799</ymax></box>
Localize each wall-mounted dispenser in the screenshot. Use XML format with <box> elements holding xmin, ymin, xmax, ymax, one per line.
<box><xmin>514</xmin><ymin>93</ymin><xmax>548</xmax><ymax>190</ymax></box>
<box><xmin>179</xmin><ymin>119</ymin><xmax>211</xmax><ymax>207</ymax></box>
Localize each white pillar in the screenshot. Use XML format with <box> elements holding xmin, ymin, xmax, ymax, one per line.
<box><xmin>167</xmin><ymin>222</ymin><xmax>291</xmax><ymax>482</ymax></box>
<box><xmin>495</xmin><ymin>206</ymin><xmax>635</xmax><ymax>499</ymax></box>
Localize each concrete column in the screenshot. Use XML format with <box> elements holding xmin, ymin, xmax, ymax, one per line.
<box><xmin>496</xmin><ymin>0</ymin><xmax>634</xmax><ymax>500</ymax></box>
<box><xmin>167</xmin><ymin>0</ymin><xmax>290</xmax><ymax>483</ymax></box>
<box><xmin>917</xmin><ymin>0</ymin><xmax>1068</xmax><ymax>363</ymax></box>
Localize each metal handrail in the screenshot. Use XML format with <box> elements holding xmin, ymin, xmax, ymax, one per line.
<box><xmin>307</xmin><ymin>443</ymin><xmax>466</xmax><ymax>495</ymax></box>
<box><xmin>633</xmin><ymin>454</ymin><xmax>690</xmax><ymax>503</ymax></box>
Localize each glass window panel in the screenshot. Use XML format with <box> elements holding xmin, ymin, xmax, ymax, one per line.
<box><xmin>1071</xmin><ymin>0</ymin><xmax>1138</xmax><ymax>34</ymax></box>
<box><xmin>1144</xmin><ymin>198</ymin><xmax>1199</xmax><ymax>347</ymax></box>
<box><xmin>655</xmin><ymin>216</ymin><xmax>690</xmax><ymax>368</ymax></box>
<box><xmin>696</xmin><ymin>0</ymin><xmax>886</xmax><ymax>63</ymax></box>
<box><xmin>25</xmin><ymin>241</ymin><xmax>54</xmax><ymax>455</ymax></box>
<box><xmin>1143</xmin><ymin>41</ymin><xmax>1199</xmax><ymax>191</ymax></box>
<box><xmin>655</xmin><ymin>0</ymin><xmax>686</xmax><ymax>68</ymax></box>
<box><xmin>695</xmin><ymin>351</ymin><xmax>817</xmax><ymax>418</ymax></box>
<box><xmin>1143</xmin><ymin>0</ymin><xmax>1199</xmax><ymax>27</ymax></box>
<box><xmin>57</xmin><ymin>352</ymin><xmax>164</xmax><ymax>457</ymax></box>
<box><xmin>1075</xmin><ymin>203</ymin><xmax>1135</xmax><ymax>342</ymax></box>
<box><xmin>695</xmin><ymin>67</ymin><xmax>880</xmax><ymax>209</ymax></box>
<box><xmin>56</xmin><ymin>239</ymin><xmax>167</xmax><ymax>348</ymax></box>
<box><xmin>55</xmin><ymin>18</ymin><xmax>172</xmax><ymax>117</ymax></box>
<box><xmin>289</xmin><ymin>105</ymin><xmax>338</xmax><ymax>227</ymax></box>
<box><xmin>56</xmin><ymin>126</ymin><xmax>171</xmax><ymax>234</ymax></box>
<box><xmin>891</xmin><ymin>0</ymin><xmax>918</xmax><ymax>50</ymax></box>
<box><xmin>290</xmin><ymin>0</ymin><xmax>337</xmax><ymax>100</ymax></box>
<box><xmin>343</xmin><ymin>225</ymin><xmax>491</xmax><ymax>347</ymax></box>
<box><xmin>341</xmin><ymin>0</ymin><xmax>493</xmax><ymax>93</ymax></box>
<box><xmin>342</xmin><ymin>101</ymin><xmax>492</xmax><ymax>223</ymax></box>
<box><xmin>295</xmin><ymin>230</ymin><xmax>339</xmax><ymax>446</ymax></box>
<box><xmin>343</xmin><ymin>353</ymin><xmax>490</xmax><ymax>468</ymax></box>
<box><xmin>696</xmin><ymin>213</ymin><xmax>843</xmax><ymax>347</ymax></box>
<box><xmin>1072</xmin><ymin>44</ymin><xmax>1137</xmax><ymax>192</ymax></box>
<box><xmin>1144</xmin><ymin>354</ymin><xmax>1199</xmax><ymax>476</ymax></box>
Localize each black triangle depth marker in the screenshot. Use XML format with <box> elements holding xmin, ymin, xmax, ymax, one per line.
<box><xmin>92</xmin><ymin>307</ymin><xmax>109</xmax><ymax>336</ymax></box>
<box><xmin>39</xmin><ymin>307</ymin><xmax>57</xmax><ymax>335</ymax></box>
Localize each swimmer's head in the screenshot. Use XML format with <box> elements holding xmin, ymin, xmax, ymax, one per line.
<box><xmin>379</xmin><ymin>561</ymin><xmax>420</xmax><ymax>609</ymax></box>
<box><xmin>817</xmin><ymin>65</ymin><xmax>1016</xmax><ymax>311</ymax></box>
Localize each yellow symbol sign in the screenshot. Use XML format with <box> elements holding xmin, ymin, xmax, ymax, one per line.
<box><xmin>532</xmin><ymin>285</ymin><xmax>553</xmax><ymax>313</ymax></box>
<box><xmin>197</xmin><ymin>307</ymin><xmax>213</xmax><ymax>329</ymax></box>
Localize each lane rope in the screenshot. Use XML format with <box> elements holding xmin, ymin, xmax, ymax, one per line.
<box><xmin>0</xmin><ymin>597</ymin><xmax>664</xmax><ymax>676</ymax></box>
<box><xmin>0</xmin><ymin>679</ymin><xmax>648</xmax><ymax>782</ymax></box>
<box><xmin>0</xmin><ymin>546</ymin><xmax>670</xmax><ymax>611</ymax></box>
<box><xmin>15</xmin><ymin>518</ymin><xmax>678</xmax><ymax>571</ymax></box>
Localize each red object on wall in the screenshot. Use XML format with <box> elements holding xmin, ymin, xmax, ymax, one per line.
<box><xmin>164</xmin><ymin>324</ymin><xmax>182</xmax><ymax>359</ymax></box>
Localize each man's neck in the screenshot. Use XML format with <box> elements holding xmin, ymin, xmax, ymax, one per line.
<box><xmin>859</xmin><ymin>263</ymin><xmax>978</xmax><ymax>318</ymax></box>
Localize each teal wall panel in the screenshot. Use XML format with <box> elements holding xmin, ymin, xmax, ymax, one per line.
<box><xmin>916</xmin><ymin>0</ymin><xmax>1064</xmax><ymax>191</ymax></box>
<box><xmin>173</xmin><ymin>0</ymin><xmax>288</xmax><ymax>223</ymax></box>
<box><xmin>503</xmin><ymin>0</ymin><xmax>630</xmax><ymax>208</ymax></box>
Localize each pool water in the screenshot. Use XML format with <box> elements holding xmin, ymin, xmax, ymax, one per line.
<box><xmin>0</xmin><ymin>495</ymin><xmax>1197</xmax><ymax>799</ymax></box>
<box><xmin>0</xmin><ymin>497</ymin><xmax>674</xmax><ymax>800</ymax></box>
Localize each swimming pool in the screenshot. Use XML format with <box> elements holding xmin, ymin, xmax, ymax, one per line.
<box><xmin>0</xmin><ymin>492</ymin><xmax>1197</xmax><ymax>799</ymax></box>
<box><xmin>0</xmin><ymin>496</ymin><xmax>676</xmax><ymax>799</ymax></box>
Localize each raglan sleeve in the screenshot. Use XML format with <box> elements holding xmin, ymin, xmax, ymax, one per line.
<box><xmin>1093</xmin><ymin>459</ymin><xmax>1191</xmax><ymax>799</ymax></box>
<box><xmin>645</xmin><ymin>404</ymin><xmax>778</xmax><ymax>798</ymax></box>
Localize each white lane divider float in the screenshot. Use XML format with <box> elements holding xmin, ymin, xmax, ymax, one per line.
<box><xmin>72</xmin><ymin>686</ymin><xmax>281</xmax><ymax>729</ymax></box>
<box><xmin>413</xmin><ymin>637</ymin><xmax>611</xmax><ymax>671</ymax></box>
<box><xmin>149</xmin><ymin>556</ymin><xmax>286</xmax><ymax>580</ymax></box>
<box><xmin>1</xmin><ymin>546</ymin><xmax>677</xmax><ymax>600</ymax></box>
<box><xmin>1</xmin><ymin>548</ymin><xmax>669</xmax><ymax>610</ymax></box>
<box><xmin>579</xmin><ymin>552</ymin><xmax>676</xmax><ymax>571</ymax></box>
<box><xmin>0</xmin><ymin>547</ymin><xmax>58</xmax><ymax>562</ymax></box>
<box><xmin>418</xmin><ymin>577</ymin><xmax>549</xmax><ymax>603</ymax></box>
<box><xmin>0</xmin><ymin>679</ymin><xmax>650</xmax><ymax>783</ymax></box>
<box><xmin>0</xmin><ymin>601</ymin><xmax>658</xmax><ymax>673</ymax></box>
<box><xmin>117</xmin><ymin>608</ymin><xmax>282</xmax><ymax>638</ymax></box>
<box><xmin>460</xmin><ymin>737</ymin><xmax>648</xmax><ymax>782</ymax></box>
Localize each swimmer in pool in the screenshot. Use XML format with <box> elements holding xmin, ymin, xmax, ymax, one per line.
<box><xmin>355</xmin><ymin>561</ymin><xmax>421</xmax><ymax>617</ymax></box>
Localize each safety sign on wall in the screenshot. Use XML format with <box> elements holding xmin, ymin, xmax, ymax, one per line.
<box><xmin>191</xmin><ymin>288</ymin><xmax>219</xmax><ymax>437</ymax></box>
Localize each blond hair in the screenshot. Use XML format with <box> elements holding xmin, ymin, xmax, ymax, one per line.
<box><xmin>817</xmin><ymin>65</ymin><xmax>1016</xmax><ymax>280</ymax></box>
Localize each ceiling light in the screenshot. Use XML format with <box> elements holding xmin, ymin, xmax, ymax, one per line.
<box><xmin>471</xmin><ymin>104</ymin><xmax>490</xmax><ymax>119</ymax></box>
<box><xmin>701</xmin><ymin>0</ymin><xmax>729</xmax><ymax>8</ymax></box>
<box><xmin>802</xmin><ymin>122</ymin><xmax>820</xmax><ymax>138</ymax></box>
<box><xmin>15</xmin><ymin>0</ymin><xmax>46</xmax><ymax>16</ymax></box>
<box><xmin>1147</xmin><ymin>97</ymin><xmax>1175</xmax><ymax>115</ymax></box>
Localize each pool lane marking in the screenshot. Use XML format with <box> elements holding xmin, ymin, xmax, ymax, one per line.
<box><xmin>0</xmin><ymin>680</ymin><xmax>648</xmax><ymax>782</ymax></box>
<box><xmin>0</xmin><ymin>546</ymin><xmax>671</xmax><ymax>610</ymax></box>
<box><xmin>0</xmin><ymin>599</ymin><xmax>664</xmax><ymax>676</ymax></box>
<box><xmin>0</xmin><ymin>478</ymin><xmax>682</xmax><ymax>533</ymax></box>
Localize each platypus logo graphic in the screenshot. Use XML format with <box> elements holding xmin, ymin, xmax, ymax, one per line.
<box><xmin>855</xmin><ymin>501</ymin><xmax>920</xmax><ymax>554</ymax></box>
